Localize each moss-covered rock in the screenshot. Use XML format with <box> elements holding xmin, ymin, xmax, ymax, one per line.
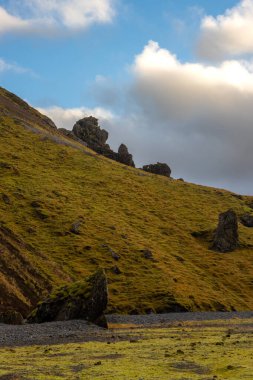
<box><xmin>27</xmin><ymin>269</ymin><xmax>108</xmax><ymax>327</ymax></box>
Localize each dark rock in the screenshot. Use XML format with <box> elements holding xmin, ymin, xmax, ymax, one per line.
<box><xmin>70</xmin><ymin>220</ymin><xmax>82</xmax><ymax>235</ymax></box>
<box><xmin>142</xmin><ymin>162</ymin><xmax>171</xmax><ymax>178</ymax></box>
<box><xmin>141</xmin><ymin>249</ymin><xmax>154</xmax><ymax>260</ymax></box>
<box><xmin>27</xmin><ymin>269</ymin><xmax>108</xmax><ymax>327</ymax></box>
<box><xmin>117</xmin><ymin>144</ymin><xmax>135</xmax><ymax>167</ymax></box>
<box><xmin>71</xmin><ymin>117</ymin><xmax>135</xmax><ymax>167</ymax></box>
<box><xmin>58</xmin><ymin>128</ymin><xmax>86</xmax><ymax>144</ymax></box>
<box><xmin>72</xmin><ymin>117</ymin><xmax>108</xmax><ymax>150</ymax></box>
<box><xmin>0</xmin><ymin>310</ymin><xmax>24</xmax><ymax>325</ymax></box>
<box><xmin>240</xmin><ymin>214</ymin><xmax>253</xmax><ymax>227</ymax></box>
<box><xmin>2</xmin><ymin>194</ymin><xmax>11</xmax><ymax>204</ymax></box>
<box><xmin>211</xmin><ymin>209</ymin><xmax>238</xmax><ymax>253</ymax></box>
<box><xmin>112</xmin><ymin>265</ymin><xmax>121</xmax><ymax>275</ymax></box>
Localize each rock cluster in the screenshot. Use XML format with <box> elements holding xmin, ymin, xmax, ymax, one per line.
<box><xmin>142</xmin><ymin>162</ymin><xmax>171</xmax><ymax>178</ymax></box>
<box><xmin>211</xmin><ymin>209</ymin><xmax>238</xmax><ymax>253</ymax></box>
<box><xmin>71</xmin><ymin>117</ymin><xmax>135</xmax><ymax>167</ymax></box>
<box><xmin>240</xmin><ymin>213</ymin><xmax>253</xmax><ymax>227</ymax></box>
<box><xmin>27</xmin><ymin>269</ymin><xmax>108</xmax><ymax>328</ymax></box>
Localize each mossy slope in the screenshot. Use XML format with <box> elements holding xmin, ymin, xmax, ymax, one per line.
<box><xmin>1</xmin><ymin>87</ymin><xmax>253</xmax><ymax>315</ymax></box>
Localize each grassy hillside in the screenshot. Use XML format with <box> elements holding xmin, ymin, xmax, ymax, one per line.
<box><xmin>1</xmin><ymin>87</ymin><xmax>253</xmax><ymax>316</ymax></box>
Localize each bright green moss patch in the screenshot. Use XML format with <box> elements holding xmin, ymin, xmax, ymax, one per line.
<box><xmin>1</xmin><ymin>319</ymin><xmax>253</xmax><ymax>379</ymax></box>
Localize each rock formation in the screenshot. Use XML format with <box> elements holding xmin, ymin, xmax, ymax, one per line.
<box><xmin>117</xmin><ymin>144</ymin><xmax>135</xmax><ymax>167</ymax></box>
<box><xmin>211</xmin><ymin>209</ymin><xmax>238</xmax><ymax>252</ymax></box>
<box><xmin>0</xmin><ymin>310</ymin><xmax>24</xmax><ymax>325</ymax></box>
<box><xmin>142</xmin><ymin>162</ymin><xmax>171</xmax><ymax>178</ymax></box>
<box><xmin>240</xmin><ymin>213</ymin><xmax>253</xmax><ymax>227</ymax></box>
<box><xmin>63</xmin><ymin>116</ymin><xmax>135</xmax><ymax>167</ymax></box>
<box><xmin>27</xmin><ymin>269</ymin><xmax>108</xmax><ymax>327</ymax></box>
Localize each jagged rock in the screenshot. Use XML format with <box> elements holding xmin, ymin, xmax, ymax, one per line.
<box><xmin>71</xmin><ymin>117</ymin><xmax>135</xmax><ymax>167</ymax></box>
<box><xmin>240</xmin><ymin>214</ymin><xmax>253</xmax><ymax>227</ymax></box>
<box><xmin>0</xmin><ymin>310</ymin><xmax>24</xmax><ymax>325</ymax></box>
<box><xmin>58</xmin><ymin>128</ymin><xmax>86</xmax><ymax>144</ymax></box>
<box><xmin>142</xmin><ymin>162</ymin><xmax>171</xmax><ymax>178</ymax></box>
<box><xmin>72</xmin><ymin>117</ymin><xmax>108</xmax><ymax>150</ymax></box>
<box><xmin>27</xmin><ymin>269</ymin><xmax>108</xmax><ymax>327</ymax></box>
<box><xmin>117</xmin><ymin>144</ymin><xmax>135</xmax><ymax>167</ymax></box>
<box><xmin>211</xmin><ymin>209</ymin><xmax>238</xmax><ymax>253</ymax></box>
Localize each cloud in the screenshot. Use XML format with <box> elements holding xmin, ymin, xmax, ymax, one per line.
<box><xmin>198</xmin><ymin>0</ymin><xmax>253</xmax><ymax>60</ymax></box>
<box><xmin>36</xmin><ymin>105</ymin><xmax>115</xmax><ymax>130</ymax></box>
<box><xmin>0</xmin><ymin>57</ymin><xmax>33</xmax><ymax>75</ymax></box>
<box><xmin>0</xmin><ymin>0</ymin><xmax>116</xmax><ymax>36</ymax></box>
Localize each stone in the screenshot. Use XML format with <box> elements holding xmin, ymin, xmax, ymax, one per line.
<box><xmin>240</xmin><ymin>214</ymin><xmax>253</xmax><ymax>227</ymax></box>
<box><xmin>117</xmin><ymin>144</ymin><xmax>135</xmax><ymax>167</ymax></box>
<box><xmin>70</xmin><ymin>220</ymin><xmax>82</xmax><ymax>235</ymax></box>
<box><xmin>211</xmin><ymin>209</ymin><xmax>238</xmax><ymax>253</ymax></box>
<box><xmin>0</xmin><ymin>310</ymin><xmax>24</xmax><ymax>325</ymax></box>
<box><xmin>112</xmin><ymin>265</ymin><xmax>121</xmax><ymax>275</ymax></box>
<box><xmin>71</xmin><ymin>117</ymin><xmax>135</xmax><ymax>167</ymax></box>
<box><xmin>142</xmin><ymin>162</ymin><xmax>171</xmax><ymax>178</ymax></box>
<box><xmin>141</xmin><ymin>249</ymin><xmax>154</xmax><ymax>260</ymax></box>
<box><xmin>27</xmin><ymin>269</ymin><xmax>108</xmax><ymax>327</ymax></box>
<box><xmin>72</xmin><ymin>117</ymin><xmax>108</xmax><ymax>150</ymax></box>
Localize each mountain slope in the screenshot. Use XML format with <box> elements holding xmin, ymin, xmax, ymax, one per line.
<box><xmin>1</xmin><ymin>87</ymin><xmax>253</xmax><ymax>316</ymax></box>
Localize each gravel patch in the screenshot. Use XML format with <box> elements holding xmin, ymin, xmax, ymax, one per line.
<box><xmin>1</xmin><ymin>312</ymin><xmax>253</xmax><ymax>348</ymax></box>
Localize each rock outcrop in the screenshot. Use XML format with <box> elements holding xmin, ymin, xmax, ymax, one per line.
<box><xmin>240</xmin><ymin>214</ymin><xmax>253</xmax><ymax>227</ymax></box>
<box><xmin>142</xmin><ymin>162</ymin><xmax>171</xmax><ymax>178</ymax></box>
<box><xmin>211</xmin><ymin>209</ymin><xmax>238</xmax><ymax>253</ymax></box>
<box><xmin>117</xmin><ymin>144</ymin><xmax>135</xmax><ymax>167</ymax></box>
<box><xmin>0</xmin><ymin>310</ymin><xmax>24</xmax><ymax>325</ymax></box>
<box><xmin>27</xmin><ymin>269</ymin><xmax>108</xmax><ymax>327</ymax></box>
<box><xmin>69</xmin><ymin>116</ymin><xmax>135</xmax><ymax>167</ymax></box>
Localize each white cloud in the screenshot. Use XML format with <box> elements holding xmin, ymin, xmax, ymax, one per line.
<box><xmin>36</xmin><ymin>105</ymin><xmax>115</xmax><ymax>130</ymax></box>
<box><xmin>0</xmin><ymin>57</ymin><xmax>32</xmax><ymax>74</ymax></box>
<box><xmin>198</xmin><ymin>0</ymin><xmax>253</xmax><ymax>60</ymax></box>
<box><xmin>0</xmin><ymin>0</ymin><xmax>115</xmax><ymax>36</ymax></box>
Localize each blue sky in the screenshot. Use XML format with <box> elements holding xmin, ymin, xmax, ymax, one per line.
<box><xmin>0</xmin><ymin>0</ymin><xmax>237</xmax><ymax>107</ymax></box>
<box><xmin>2</xmin><ymin>0</ymin><xmax>253</xmax><ymax>194</ymax></box>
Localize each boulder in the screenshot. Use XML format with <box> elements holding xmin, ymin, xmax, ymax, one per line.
<box><xmin>27</xmin><ymin>269</ymin><xmax>108</xmax><ymax>328</ymax></box>
<box><xmin>72</xmin><ymin>117</ymin><xmax>108</xmax><ymax>150</ymax></box>
<box><xmin>240</xmin><ymin>213</ymin><xmax>253</xmax><ymax>227</ymax></box>
<box><xmin>211</xmin><ymin>209</ymin><xmax>238</xmax><ymax>252</ymax></box>
<box><xmin>142</xmin><ymin>162</ymin><xmax>171</xmax><ymax>178</ymax></box>
<box><xmin>0</xmin><ymin>310</ymin><xmax>24</xmax><ymax>325</ymax></box>
<box><xmin>117</xmin><ymin>144</ymin><xmax>135</xmax><ymax>167</ymax></box>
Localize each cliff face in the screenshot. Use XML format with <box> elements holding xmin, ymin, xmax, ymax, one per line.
<box><xmin>1</xmin><ymin>87</ymin><xmax>253</xmax><ymax>316</ymax></box>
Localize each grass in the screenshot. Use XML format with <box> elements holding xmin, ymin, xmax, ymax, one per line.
<box><xmin>1</xmin><ymin>87</ymin><xmax>253</xmax><ymax>314</ymax></box>
<box><xmin>1</xmin><ymin>319</ymin><xmax>253</xmax><ymax>379</ymax></box>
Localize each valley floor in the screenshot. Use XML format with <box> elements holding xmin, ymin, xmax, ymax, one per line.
<box><xmin>1</xmin><ymin>313</ymin><xmax>253</xmax><ymax>379</ymax></box>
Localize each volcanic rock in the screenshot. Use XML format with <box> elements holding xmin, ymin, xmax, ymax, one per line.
<box><xmin>211</xmin><ymin>209</ymin><xmax>238</xmax><ymax>252</ymax></box>
<box><xmin>142</xmin><ymin>162</ymin><xmax>171</xmax><ymax>178</ymax></box>
<box><xmin>0</xmin><ymin>310</ymin><xmax>24</xmax><ymax>325</ymax></box>
<box><xmin>240</xmin><ymin>214</ymin><xmax>253</xmax><ymax>227</ymax></box>
<box><xmin>117</xmin><ymin>144</ymin><xmax>135</xmax><ymax>167</ymax></box>
<box><xmin>27</xmin><ymin>269</ymin><xmax>108</xmax><ymax>327</ymax></box>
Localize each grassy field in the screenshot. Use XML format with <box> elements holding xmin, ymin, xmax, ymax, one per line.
<box><xmin>1</xmin><ymin>319</ymin><xmax>253</xmax><ymax>379</ymax></box>
<box><xmin>1</xmin><ymin>86</ymin><xmax>253</xmax><ymax>315</ymax></box>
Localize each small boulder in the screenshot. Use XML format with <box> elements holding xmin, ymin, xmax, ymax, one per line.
<box><xmin>142</xmin><ymin>162</ymin><xmax>171</xmax><ymax>178</ymax></box>
<box><xmin>211</xmin><ymin>209</ymin><xmax>238</xmax><ymax>253</ymax></box>
<box><xmin>27</xmin><ymin>269</ymin><xmax>108</xmax><ymax>327</ymax></box>
<box><xmin>0</xmin><ymin>311</ymin><xmax>24</xmax><ymax>325</ymax></box>
<box><xmin>70</xmin><ymin>220</ymin><xmax>82</xmax><ymax>235</ymax></box>
<box><xmin>240</xmin><ymin>214</ymin><xmax>253</xmax><ymax>227</ymax></box>
<box><xmin>112</xmin><ymin>265</ymin><xmax>121</xmax><ymax>275</ymax></box>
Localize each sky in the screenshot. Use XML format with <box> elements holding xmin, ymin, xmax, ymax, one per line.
<box><xmin>1</xmin><ymin>0</ymin><xmax>253</xmax><ymax>194</ymax></box>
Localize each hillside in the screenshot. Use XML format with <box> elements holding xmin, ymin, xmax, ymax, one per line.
<box><xmin>1</xmin><ymin>87</ymin><xmax>253</xmax><ymax>316</ymax></box>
